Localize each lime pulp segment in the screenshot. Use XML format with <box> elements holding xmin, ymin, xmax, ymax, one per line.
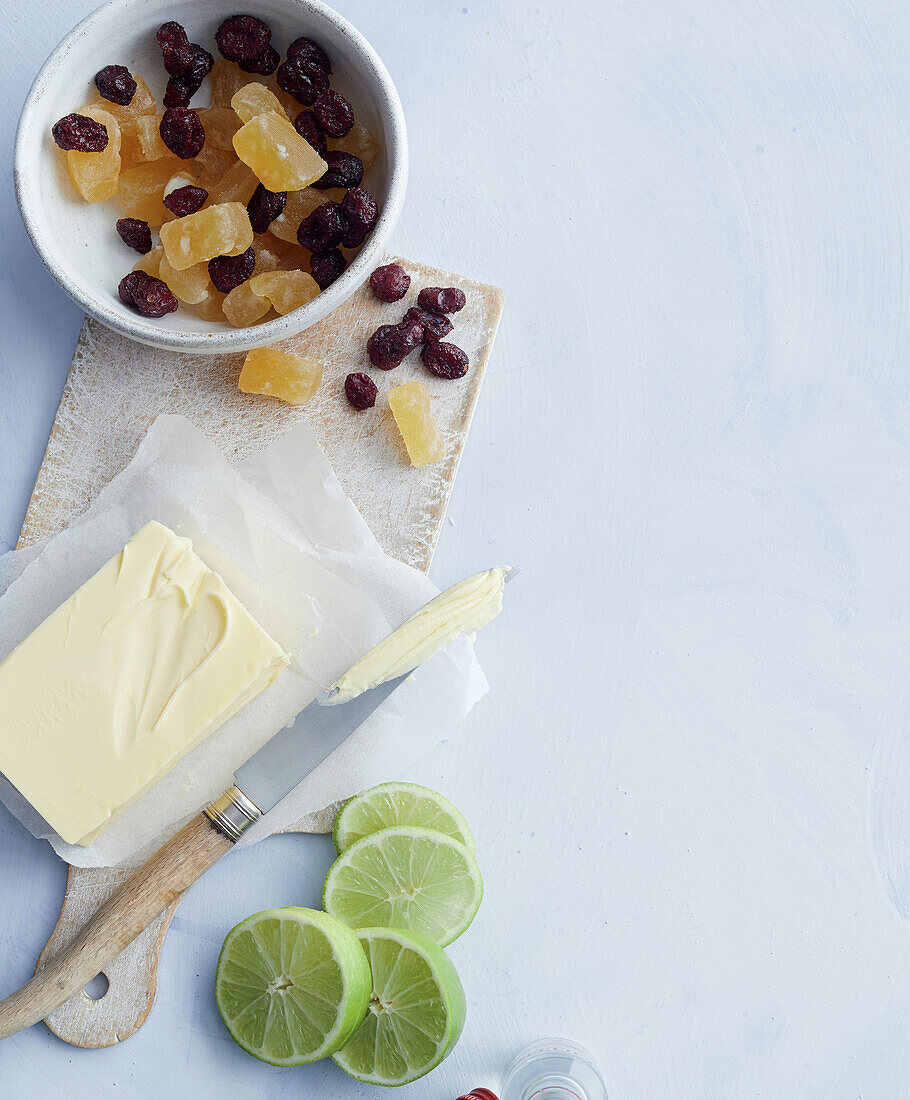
<box><xmin>215</xmin><ymin>907</ymin><xmax>371</xmax><ymax>1066</ymax></box>
<box><xmin>333</xmin><ymin>781</ymin><xmax>476</xmax><ymax>855</ymax></box>
<box><xmin>333</xmin><ymin>927</ymin><xmax>466</xmax><ymax>1086</ymax></box>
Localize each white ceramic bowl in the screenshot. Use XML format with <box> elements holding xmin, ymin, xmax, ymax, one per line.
<box><xmin>15</xmin><ymin>0</ymin><xmax>407</xmax><ymax>353</ymax></box>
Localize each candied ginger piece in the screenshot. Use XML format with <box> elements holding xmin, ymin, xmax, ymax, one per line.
<box><xmin>233</xmin><ymin>112</ymin><xmax>326</xmax><ymax>192</ymax></box>
<box><xmin>231</xmin><ymin>82</ymin><xmax>287</xmax><ymax>124</ymax></box>
<box><xmin>136</xmin><ymin>114</ymin><xmax>170</xmax><ymax>161</ymax></box>
<box><xmin>159</xmin><ymin>254</ymin><xmax>211</xmax><ymax>304</ymax></box>
<box><xmin>223</xmin><ymin>244</ymin><xmax>281</xmax><ymax>327</ymax></box>
<box><xmin>118</xmin><ymin>158</ymin><xmax>183</xmax><ymax>224</ymax></box>
<box><xmin>160</xmin><ymin>202</ymin><xmax>253</xmax><ymax>270</ymax></box>
<box><xmin>132</xmin><ymin>243</ymin><xmax>163</xmax><ymax>277</ymax></box>
<box><xmin>388</xmin><ymin>381</ymin><xmax>445</xmax><ymax>467</ymax></box>
<box><xmin>328</xmin><ymin>119</ymin><xmax>380</xmax><ymax>170</ymax></box>
<box><xmin>186</xmin><ymin>290</ymin><xmax>227</xmax><ymax>322</ymax></box>
<box><xmin>66</xmin><ymin>105</ymin><xmax>121</xmax><ymax>202</ymax></box>
<box><xmin>267</xmin><ymin>185</ymin><xmax>343</xmax><ymax>243</ymax></box>
<box><xmin>197</xmin><ymin>108</ymin><xmax>242</xmax><ymax>151</ymax></box>
<box><xmin>263</xmin><ymin>75</ymin><xmax>301</xmax><ymax>119</ymax></box>
<box><xmin>239</xmin><ymin>347</ymin><xmax>322</xmax><ymax>405</ymax></box>
<box><xmin>210</xmin><ymin>60</ymin><xmax>248</xmax><ymax>108</ymax></box>
<box><xmin>191</xmin><ymin>144</ymin><xmax>239</xmax><ymax>187</ymax></box>
<box><xmin>203</xmin><ymin>160</ymin><xmax>258</xmax><ymax>206</ymax></box>
<box><xmin>248</xmin><ymin>270</ymin><xmax>319</xmax><ymax>314</ymax></box>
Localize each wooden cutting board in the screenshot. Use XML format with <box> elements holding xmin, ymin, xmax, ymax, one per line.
<box><xmin>16</xmin><ymin>255</ymin><xmax>503</xmax><ymax>1048</ymax></box>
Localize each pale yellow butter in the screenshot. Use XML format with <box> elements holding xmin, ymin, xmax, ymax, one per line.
<box><xmin>0</xmin><ymin>521</ymin><xmax>289</xmax><ymax>845</ymax></box>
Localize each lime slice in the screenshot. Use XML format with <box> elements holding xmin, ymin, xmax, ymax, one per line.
<box><xmin>333</xmin><ymin>927</ymin><xmax>466</xmax><ymax>1085</ymax></box>
<box><xmin>323</xmin><ymin>825</ymin><xmax>483</xmax><ymax>946</ymax></box>
<box><xmin>215</xmin><ymin>906</ymin><xmax>370</xmax><ymax>1066</ymax></box>
<box><xmin>333</xmin><ymin>781</ymin><xmax>475</xmax><ymax>855</ymax></box>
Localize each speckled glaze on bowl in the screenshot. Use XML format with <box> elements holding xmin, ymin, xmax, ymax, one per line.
<box><xmin>15</xmin><ymin>0</ymin><xmax>407</xmax><ymax>354</ymax></box>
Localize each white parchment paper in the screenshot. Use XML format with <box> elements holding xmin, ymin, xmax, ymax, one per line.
<box><xmin>0</xmin><ymin>415</ymin><xmax>489</xmax><ymax>867</ymax></box>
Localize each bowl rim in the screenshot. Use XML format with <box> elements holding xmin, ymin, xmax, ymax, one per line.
<box><xmin>14</xmin><ymin>0</ymin><xmax>408</xmax><ymax>354</ymax></box>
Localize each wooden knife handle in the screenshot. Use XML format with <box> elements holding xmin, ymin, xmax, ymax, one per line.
<box><xmin>0</xmin><ymin>813</ymin><xmax>232</xmax><ymax>1040</ymax></box>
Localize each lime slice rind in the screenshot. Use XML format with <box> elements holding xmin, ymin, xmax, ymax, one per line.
<box><xmin>323</xmin><ymin>826</ymin><xmax>484</xmax><ymax>947</ymax></box>
<box><xmin>333</xmin><ymin>782</ymin><xmax>476</xmax><ymax>855</ymax></box>
<box><xmin>215</xmin><ymin>907</ymin><xmax>371</xmax><ymax>1067</ymax></box>
<box><xmin>333</xmin><ymin>927</ymin><xmax>466</xmax><ymax>1086</ymax></box>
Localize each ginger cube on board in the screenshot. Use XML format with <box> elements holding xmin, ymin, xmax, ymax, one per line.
<box><xmin>132</xmin><ymin>243</ymin><xmax>163</xmax><ymax>277</ymax></box>
<box><xmin>388</xmin><ymin>381</ymin><xmax>446</xmax><ymax>467</ymax></box>
<box><xmin>204</xmin><ymin>160</ymin><xmax>258</xmax><ymax>206</ymax></box>
<box><xmin>239</xmin><ymin>347</ymin><xmax>322</xmax><ymax>405</ymax></box>
<box><xmin>233</xmin><ymin>112</ymin><xmax>326</xmax><ymax>192</ymax></box>
<box><xmin>66</xmin><ymin>105</ymin><xmax>121</xmax><ymax>202</ymax></box>
<box><xmin>197</xmin><ymin>108</ymin><xmax>242</xmax><ymax>150</ymax></box>
<box><xmin>248</xmin><ymin>270</ymin><xmax>320</xmax><ymax>314</ymax></box>
<box><xmin>160</xmin><ymin>202</ymin><xmax>253</xmax><ymax>271</ymax></box>
<box><xmin>118</xmin><ymin>158</ymin><xmax>183</xmax><ymax>224</ymax></box>
<box><xmin>158</xmin><ymin>254</ymin><xmax>211</xmax><ymax>304</ymax></box>
<box><xmin>136</xmin><ymin>114</ymin><xmax>170</xmax><ymax>161</ymax></box>
<box><xmin>210</xmin><ymin>60</ymin><xmax>248</xmax><ymax>108</ymax></box>
<box><xmin>328</xmin><ymin>119</ymin><xmax>380</xmax><ymax>170</ymax></box>
<box><xmin>231</xmin><ymin>82</ymin><xmax>287</xmax><ymax>124</ymax></box>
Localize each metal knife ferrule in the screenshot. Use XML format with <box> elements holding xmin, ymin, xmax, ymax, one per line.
<box><xmin>204</xmin><ymin>785</ymin><xmax>262</xmax><ymax>842</ymax></box>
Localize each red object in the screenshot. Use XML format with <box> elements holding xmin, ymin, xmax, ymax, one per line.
<box><xmin>457</xmin><ymin>1091</ymin><xmax>500</xmax><ymax>1100</ymax></box>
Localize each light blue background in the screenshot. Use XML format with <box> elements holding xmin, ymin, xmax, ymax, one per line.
<box><xmin>5</xmin><ymin>1</ymin><xmax>910</xmax><ymax>1097</ymax></box>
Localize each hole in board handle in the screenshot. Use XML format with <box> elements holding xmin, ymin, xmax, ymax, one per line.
<box><xmin>83</xmin><ymin>972</ymin><xmax>109</xmax><ymax>1000</ymax></box>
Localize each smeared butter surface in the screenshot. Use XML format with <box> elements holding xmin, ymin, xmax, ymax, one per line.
<box><xmin>0</xmin><ymin>521</ymin><xmax>288</xmax><ymax>845</ymax></box>
<box><xmin>330</xmin><ymin>567</ymin><xmax>509</xmax><ymax>704</ymax></box>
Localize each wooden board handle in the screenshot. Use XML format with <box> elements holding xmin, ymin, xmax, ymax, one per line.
<box><xmin>0</xmin><ymin>813</ymin><xmax>232</xmax><ymax>1041</ymax></box>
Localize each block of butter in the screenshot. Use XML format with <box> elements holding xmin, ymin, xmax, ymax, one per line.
<box><xmin>0</xmin><ymin>521</ymin><xmax>289</xmax><ymax>846</ymax></box>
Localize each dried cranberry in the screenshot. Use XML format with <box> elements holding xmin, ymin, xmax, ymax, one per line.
<box><xmin>417</xmin><ymin>286</ymin><xmax>467</xmax><ymax>315</ymax></box>
<box><xmin>367</xmin><ymin>320</ymin><xmax>423</xmax><ymax>370</ymax></box>
<box><xmin>421</xmin><ymin>340</ymin><xmax>469</xmax><ymax>379</ymax></box>
<box><xmin>344</xmin><ymin>372</ymin><xmax>377</xmax><ymax>409</ymax></box>
<box><xmin>286</xmin><ymin>36</ymin><xmax>331</xmax><ymax>74</ymax></box>
<box><xmin>163</xmin><ymin>77</ymin><xmax>197</xmax><ymax>109</ymax></box>
<box><xmin>293</xmin><ymin>110</ymin><xmax>327</xmax><ymax>157</ymax></box>
<box><xmin>339</xmin><ymin>187</ymin><xmax>378</xmax><ymax>248</ymax></box>
<box><xmin>156</xmin><ymin>21</ymin><xmax>188</xmax><ymax>54</ymax></box>
<box><xmin>94</xmin><ymin>65</ymin><xmax>137</xmax><ymax>106</ymax></box>
<box><xmin>52</xmin><ymin>113</ymin><xmax>108</xmax><ymax>152</ymax></box>
<box><xmin>239</xmin><ymin>45</ymin><xmax>280</xmax><ymax>74</ymax></box>
<box><xmin>403</xmin><ymin>306</ymin><xmax>453</xmax><ymax>342</ymax></box>
<box><xmin>312</xmin><ymin>150</ymin><xmax>363</xmax><ymax>190</ymax></box>
<box><xmin>246</xmin><ymin>184</ymin><xmax>286</xmax><ymax>233</ymax></box>
<box><xmin>313</xmin><ymin>90</ymin><xmax>354</xmax><ymax>138</ymax></box>
<box><xmin>310</xmin><ymin>248</ymin><xmax>347</xmax><ymax>290</ymax></box>
<box><xmin>118</xmin><ymin>272</ymin><xmax>178</xmax><ymax>317</ymax></box>
<box><xmin>215</xmin><ymin>14</ymin><xmax>271</xmax><ymax>61</ymax></box>
<box><xmin>369</xmin><ymin>263</ymin><xmax>410</xmax><ymax>302</ymax></box>
<box><xmin>297</xmin><ymin>201</ymin><xmax>346</xmax><ymax>252</ymax></box>
<box><xmin>163</xmin><ymin>42</ymin><xmax>213</xmax><ymax>83</ymax></box>
<box><xmin>116</xmin><ymin>217</ymin><xmax>152</xmax><ymax>254</ymax></box>
<box><xmin>208</xmin><ymin>247</ymin><xmax>255</xmax><ymax>292</ymax></box>
<box><xmin>160</xmin><ymin>108</ymin><xmax>205</xmax><ymax>159</ymax></box>
<box><xmin>276</xmin><ymin>56</ymin><xmax>329</xmax><ymax>106</ymax></box>
<box><xmin>163</xmin><ymin>184</ymin><xmax>208</xmax><ymax>217</ymax></box>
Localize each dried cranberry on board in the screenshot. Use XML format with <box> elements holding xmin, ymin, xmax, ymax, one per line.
<box><xmin>310</xmin><ymin>248</ymin><xmax>347</xmax><ymax>289</ymax></box>
<box><xmin>208</xmin><ymin>247</ymin><xmax>255</xmax><ymax>292</ymax></box>
<box><xmin>421</xmin><ymin>340</ymin><xmax>469</xmax><ymax>379</ymax></box>
<box><xmin>311</xmin><ymin>150</ymin><xmax>363</xmax><ymax>190</ymax></box>
<box><xmin>297</xmin><ymin>201</ymin><xmax>346</xmax><ymax>252</ymax></box>
<box><xmin>215</xmin><ymin>14</ymin><xmax>271</xmax><ymax>61</ymax></box>
<box><xmin>369</xmin><ymin>263</ymin><xmax>410</xmax><ymax>303</ymax></box>
<box><xmin>293</xmin><ymin>110</ymin><xmax>327</xmax><ymax>157</ymax></box>
<box><xmin>52</xmin><ymin>113</ymin><xmax>108</xmax><ymax>152</ymax></box>
<box><xmin>313</xmin><ymin>90</ymin><xmax>354</xmax><ymax>138</ymax></box>
<box><xmin>94</xmin><ymin>65</ymin><xmax>137</xmax><ymax>106</ymax></box>
<box><xmin>246</xmin><ymin>184</ymin><xmax>286</xmax><ymax>233</ymax></box>
<box><xmin>286</xmin><ymin>36</ymin><xmax>331</xmax><ymax>74</ymax></box>
<box><xmin>238</xmin><ymin>45</ymin><xmax>280</xmax><ymax>74</ymax></box>
<box><xmin>163</xmin><ymin>184</ymin><xmax>209</xmax><ymax>217</ymax></box>
<box><xmin>417</xmin><ymin>286</ymin><xmax>467</xmax><ymax>315</ymax></box>
<box><xmin>339</xmin><ymin>187</ymin><xmax>378</xmax><ymax>248</ymax></box>
<box><xmin>344</xmin><ymin>372</ymin><xmax>377</xmax><ymax>409</ymax></box>
<box><xmin>403</xmin><ymin>305</ymin><xmax>453</xmax><ymax>342</ymax></box>
<box><xmin>118</xmin><ymin>272</ymin><xmax>178</xmax><ymax>317</ymax></box>
<box><xmin>367</xmin><ymin>320</ymin><xmax>423</xmax><ymax>370</ymax></box>
<box><xmin>116</xmin><ymin>218</ymin><xmax>152</xmax><ymax>254</ymax></box>
<box><xmin>160</xmin><ymin>108</ymin><xmax>205</xmax><ymax>159</ymax></box>
<box><xmin>276</xmin><ymin>56</ymin><xmax>329</xmax><ymax>106</ymax></box>
<box><xmin>156</xmin><ymin>21</ymin><xmax>188</xmax><ymax>54</ymax></box>
<box><xmin>163</xmin><ymin>77</ymin><xmax>196</xmax><ymax>109</ymax></box>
